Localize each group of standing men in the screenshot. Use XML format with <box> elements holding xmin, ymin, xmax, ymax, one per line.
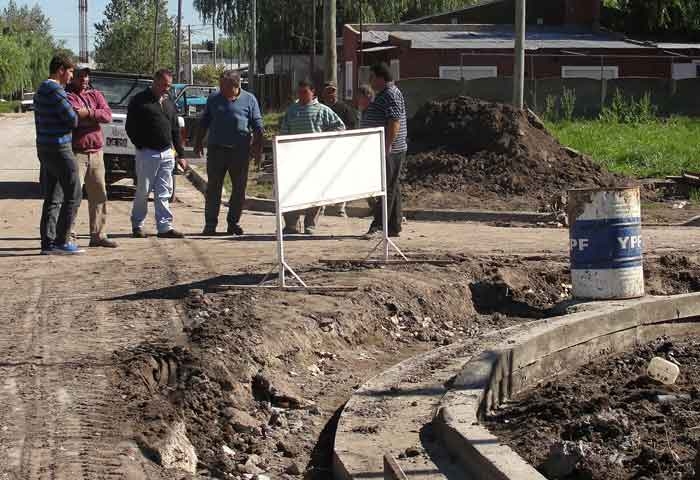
<box><xmin>35</xmin><ymin>54</ymin><xmax>116</xmax><ymax>254</ymax></box>
<box><xmin>34</xmin><ymin>53</ymin><xmax>407</xmax><ymax>255</ymax></box>
<box><xmin>35</xmin><ymin>55</ymin><xmax>191</xmax><ymax>254</ymax></box>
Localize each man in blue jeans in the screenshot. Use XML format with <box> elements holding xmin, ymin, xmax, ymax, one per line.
<box><xmin>126</xmin><ymin>69</ymin><xmax>188</xmax><ymax>239</ymax></box>
<box><xmin>35</xmin><ymin>53</ymin><xmax>88</xmax><ymax>255</ymax></box>
<box><xmin>194</xmin><ymin>70</ymin><xmax>263</xmax><ymax>236</ymax></box>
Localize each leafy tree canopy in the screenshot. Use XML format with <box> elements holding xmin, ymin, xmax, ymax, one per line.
<box><xmin>94</xmin><ymin>0</ymin><xmax>175</xmax><ymax>74</ymax></box>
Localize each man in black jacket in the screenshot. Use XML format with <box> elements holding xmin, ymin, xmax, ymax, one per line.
<box><xmin>126</xmin><ymin>69</ymin><xmax>188</xmax><ymax>239</ymax></box>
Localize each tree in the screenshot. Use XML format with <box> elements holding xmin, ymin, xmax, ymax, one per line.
<box><xmin>0</xmin><ymin>1</ymin><xmax>57</xmax><ymax>94</ymax></box>
<box><xmin>0</xmin><ymin>0</ymin><xmax>51</xmax><ymax>37</ymax></box>
<box><xmin>604</xmin><ymin>0</ymin><xmax>700</xmax><ymax>36</ymax></box>
<box><xmin>193</xmin><ymin>0</ymin><xmax>468</xmax><ymax>75</ymax></box>
<box><xmin>193</xmin><ymin>64</ymin><xmax>225</xmax><ymax>85</ymax></box>
<box><xmin>0</xmin><ymin>35</ymin><xmax>29</xmax><ymax>96</ymax></box>
<box><xmin>217</xmin><ymin>34</ymin><xmax>248</xmax><ymax>61</ymax></box>
<box><xmin>94</xmin><ymin>0</ymin><xmax>176</xmax><ymax>74</ymax></box>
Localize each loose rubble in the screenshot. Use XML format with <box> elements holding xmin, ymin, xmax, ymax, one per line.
<box><xmin>486</xmin><ymin>337</ymin><xmax>700</xmax><ymax>480</ymax></box>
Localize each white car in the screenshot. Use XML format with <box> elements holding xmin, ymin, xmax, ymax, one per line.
<box><xmin>19</xmin><ymin>92</ymin><xmax>34</xmax><ymax>112</ymax></box>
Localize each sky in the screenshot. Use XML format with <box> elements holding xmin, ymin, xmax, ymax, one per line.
<box><xmin>0</xmin><ymin>0</ymin><xmax>220</xmax><ymax>52</ymax></box>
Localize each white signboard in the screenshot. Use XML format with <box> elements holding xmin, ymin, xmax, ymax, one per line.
<box><xmin>271</xmin><ymin>127</ymin><xmax>405</xmax><ymax>289</ymax></box>
<box><xmin>273</xmin><ymin>128</ymin><xmax>385</xmax><ymax>213</ymax></box>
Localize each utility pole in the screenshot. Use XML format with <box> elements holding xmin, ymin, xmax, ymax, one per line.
<box><xmin>358</xmin><ymin>0</ymin><xmax>363</xmax><ymax>88</ymax></box>
<box><xmin>176</xmin><ymin>0</ymin><xmax>182</xmax><ymax>82</ymax></box>
<box><xmin>152</xmin><ymin>0</ymin><xmax>160</xmax><ymax>72</ymax></box>
<box><xmin>212</xmin><ymin>8</ymin><xmax>217</xmax><ymax>68</ymax></box>
<box><xmin>311</xmin><ymin>0</ymin><xmax>316</xmax><ymax>78</ymax></box>
<box><xmin>250</xmin><ymin>0</ymin><xmax>257</xmax><ymax>92</ymax></box>
<box><xmin>323</xmin><ymin>0</ymin><xmax>337</xmax><ymax>84</ymax></box>
<box><xmin>512</xmin><ymin>0</ymin><xmax>526</xmax><ymax>109</ymax></box>
<box><xmin>78</xmin><ymin>0</ymin><xmax>88</xmax><ymax>63</ymax></box>
<box><xmin>188</xmin><ymin>25</ymin><xmax>193</xmax><ymax>83</ymax></box>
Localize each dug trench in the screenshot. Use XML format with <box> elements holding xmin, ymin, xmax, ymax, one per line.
<box><xmin>112</xmin><ymin>253</ymin><xmax>700</xmax><ymax>479</ymax></box>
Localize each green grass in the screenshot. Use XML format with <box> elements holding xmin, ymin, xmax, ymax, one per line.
<box><xmin>547</xmin><ymin>117</ymin><xmax>700</xmax><ymax>178</ymax></box>
<box><xmin>263</xmin><ymin>111</ymin><xmax>283</xmax><ymax>139</ymax></box>
<box><xmin>0</xmin><ymin>101</ymin><xmax>19</xmax><ymax>114</ymax></box>
<box><xmin>222</xmin><ymin>168</ymin><xmax>274</xmax><ymax>199</ymax></box>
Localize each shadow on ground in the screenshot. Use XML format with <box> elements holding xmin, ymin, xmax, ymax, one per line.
<box><xmin>0</xmin><ymin>181</ymin><xmax>41</xmax><ymax>199</ymax></box>
<box><xmin>105</xmin><ymin>273</ymin><xmax>271</xmax><ymax>301</ymax></box>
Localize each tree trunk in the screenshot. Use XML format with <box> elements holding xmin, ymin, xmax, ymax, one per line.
<box><xmin>323</xmin><ymin>0</ymin><xmax>337</xmax><ymax>84</ymax></box>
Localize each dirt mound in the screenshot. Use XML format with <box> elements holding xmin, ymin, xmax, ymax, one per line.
<box><xmin>404</xmin><ymin>96</ymin><xmax>628</xmax><ymax>210</ymax></box>
<box><xmin>486</xmin><ymin>336</ymin><xmax>700</xmax><ymax>480</ymax></box>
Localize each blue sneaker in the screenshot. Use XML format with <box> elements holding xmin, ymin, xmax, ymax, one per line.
<box><xmin>50</xmin><ymin>243</ymin><xmax>85</xmax><ymax>255</ymax></box>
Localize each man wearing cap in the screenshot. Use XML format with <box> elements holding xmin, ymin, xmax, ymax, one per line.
<box><xmin>66</xmin><ymin>64</ymin><xmax>118</xmax><ymax>248</ymax></box>
<box><xmin>321</xmin><ymin>80</ymin><xmax>357</xmax><ymax>218</ymax></box>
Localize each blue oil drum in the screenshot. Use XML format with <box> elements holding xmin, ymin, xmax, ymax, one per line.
<box><xmin>568</xmin><ymin>187</ymin><xmax>644</xmax><ymax>299</ymax></box>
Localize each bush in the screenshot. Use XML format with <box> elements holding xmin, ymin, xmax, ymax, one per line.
<box><xmin>600</xmin><ymin>90</ymin><xmax>658</xmax><ymax>124</ymax></box>
<box><xmin>561</xmin><ymin>87</ymin><xmax>577</xmax><ymax>122</ymax></box>
<box><xmin>193</xmin><ymin>65</ymin><xmax>225</xmax><ymax>86</ymax></box>
<box><xmin>543</xmin><ymin>94</ymin><xmax>558</xmax><ymax>122</ymax></box>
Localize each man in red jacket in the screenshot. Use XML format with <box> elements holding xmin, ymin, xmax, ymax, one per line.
<box><xmin>66</xmin><ymin>65</ymin><xmax>117</xmax><ymax>248</ymax></box>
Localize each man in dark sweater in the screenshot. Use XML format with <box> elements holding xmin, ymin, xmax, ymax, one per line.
<box><xmin>34</xmin><ymin>53</ymin><xmax>86</xmax><ymax>255</ymax></box>
<box><xmin>321</xmin><ymin>81</ymin><xmax>357</xmax><ymax>217</ymax></box>
<box><xmin>126</xmin><ymin>69</ymin><xmax>188</xmax><ymax>239</ymax></box>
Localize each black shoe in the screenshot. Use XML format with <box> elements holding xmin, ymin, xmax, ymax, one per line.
<box><xmin>227</xmin><ymin>224</ymin><xmax>244</xmax><ymax>236</ymax></box>
<box><xmin>157</xmin><ymin>229</ymin><xmax>185</xmax><ymax>239</ymax></box>
<box><xmin>132</xmin><ymin>228</ymin><xmax>147</xmax><ymax>238</ymax></box>
<box><xmin>363</xmin><ymin>226</ymin><xmax>381</xmax><ymax>240</ymax></box>
<box><xmin>202</xmin><ymin>226</ymin><xmax>217</xmax><ymax>236</ymax></box>
<box><xmin>388</xmin><ymin>231</ymin><xmax>400</xmax><ymax>238</ymax></box>
<box><xmin>282</xmin><ymin>227</ymin><xmax>300</xmax><ymax>235</ymax></box>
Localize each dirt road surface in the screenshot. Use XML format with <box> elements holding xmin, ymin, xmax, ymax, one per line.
<box><xmin>1</xmin><ymin>114</ymin><xmax>699</xmax><ymax>479</ymax></box>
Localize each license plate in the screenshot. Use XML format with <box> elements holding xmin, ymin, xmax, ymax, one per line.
<box><xmin>106</xmin><ymin>137</ymin><xmax>128</xmax><ymax>148</ymax></box>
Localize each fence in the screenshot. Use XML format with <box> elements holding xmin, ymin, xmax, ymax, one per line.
<box><xmin>252</xmin><ymin>73</ymin><xmax>294</xmax><ymax>112</ymax></box>
<box><xmin>396</xmin><ymin>51</ymin><xmax>700</xmax><ymax>119</ymax></box>
<box><xmin>397</xmin><ymin>76</ymin><xmax>700</xmax><ymax>119</ymax></box>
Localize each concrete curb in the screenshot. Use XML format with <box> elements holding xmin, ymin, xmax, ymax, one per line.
<box><xmin>184</xmin><ymin>167</ymin><xmax>555</xmax><ymax>224</ymax></box>
<box><xmin>332</xmin><ymin>322</ymin><xmax>535</xmax><ymax>480</ymax></box>
<box><xmin>185</xmin><ymin>165</ymin><xmax>277</xmax><ymax>213</ymax></box>
<box><xmin>433</xmin><ymin>292</ymin><xmax>700</xmax><ymax>480</ymax></box>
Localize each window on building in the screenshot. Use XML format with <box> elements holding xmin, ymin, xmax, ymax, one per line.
<box><xmin>438</xmin><ymin>66</ymin><xmax>498</xmax><ymax>80</ymax></box>
<box><xmin>561</xmin><ymin>66</ymin><xmax>619</xmax><ymax>80</ymax></box>
<box><xmin>344</xmin><ymin>61</ymin><xmax>353</xmax><ymax>100</ymax></box>
<box><xmin>451</xmin><ymin>17</ymin><xmax>458</xmax><ymax>24</ymax></box>
<box><xmin>672</xmin><ymin>62</ymin><xmax>699</xmax><ymax>80</ymax></box>
<box><xmin>390</xmin><ymin>59</ymin><xmax>400</xmax><ymax>81</ymax></box>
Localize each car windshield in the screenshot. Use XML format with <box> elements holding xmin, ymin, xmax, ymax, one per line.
<box><xmin>22</xmin><ymin>93</ymin><xmax>33</xmax><ymax>101</ymax></box>
<box><xmin>90</xmin><ymin>76</ymin><xmax>152</xmax><ymax>108</ymax></box>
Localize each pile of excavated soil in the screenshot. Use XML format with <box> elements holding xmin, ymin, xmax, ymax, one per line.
<box><xmin>403</xmin><ymin>96</ymin><xmax>628</xmax><ymax>211</ymax></box>
<box><xmin>486</xmin><ymin>336</ymin><xmax>700</xmax><ymax>480</ymax></box>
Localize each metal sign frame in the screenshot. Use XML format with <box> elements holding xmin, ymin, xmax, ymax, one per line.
<box><xmin>270</xmin><ymin>127</ymin><xmax>405</xmax><ymax>289</ymax></box>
